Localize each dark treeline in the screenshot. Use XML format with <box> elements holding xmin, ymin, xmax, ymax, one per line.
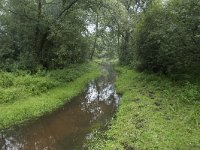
<box><xmin>0</xmin><ymin>0</ymin><xmax>199</xmax><ymax>75</ymax></box>
<box><xmin>134</xmin><ymin>0</ymin><xmax>200</xmax><ymax>74</ymax></box>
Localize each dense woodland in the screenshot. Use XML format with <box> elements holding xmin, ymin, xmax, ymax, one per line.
<box><xmin>0</xmin><ymin>0</ymin><xmax>199</xmax><ymax>73</ymax></box>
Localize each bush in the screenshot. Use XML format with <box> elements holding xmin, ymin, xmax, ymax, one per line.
<box><xmin>0</xmin><ymin>63</ymin><xmax>92</xmax><ymax>104</ymax></box>
<box><xmin>14</xmin><ymin>76</ymin><xmax>58</xmax><ymax>95</ymax></box>
<box><xmin>0</xmin><ymin>88</ymin><xmax>19</xmax><ymax>104</ymax></box>
<box><xmin>135</xmin><ymin>0</ymin><xmax>200</xmax><ymax>73</ymax></box>
<box><xmin>0</xmin><ymin>72</ymin><xmax>14</xmax><ymax>88</ymax></box>
<box><xmin>49</xmin><ymin>64</ymin><xmax>90</xmax><ymax>82</ymax></box>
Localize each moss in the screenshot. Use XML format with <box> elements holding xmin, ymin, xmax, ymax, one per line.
<box><xmin>0</xmin><ymin>62</ymin><xmax>100</xmax><ymax>131</ymax></box>
<box><xmin>89</xmin><ymin>66</ymin><xmax>200</xmax><ymax>150</ymax></box>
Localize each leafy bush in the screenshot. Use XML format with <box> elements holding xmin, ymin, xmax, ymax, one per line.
<box><xmin>49</xmin><ymin>64</ymin><xmax>90</xmax><ymax>83</ymax></box>
<box><xmin>0</xmin><ymin>72</ymin><xmax>14</xmax><ymax>88</ymax></box>
<box><xmin>0</xmin><ymin>88</ymin><xmax>19</xmax><ymax>104</ymax></box>
<box><xmin>135</xmin><ymin>0</ymin><xmax>200</xmax><ymax>73</ymax></box>
<box><xmin>14</xmin><ymin>75</ymin><xmax>58</xmax><ymax>95</ymax></box>
<box><xmin>0</xmin><ymin>63</ymin><xmax>92</xmax><ymax>104</ymax></box>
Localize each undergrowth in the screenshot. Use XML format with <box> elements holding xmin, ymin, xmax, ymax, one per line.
<box><xmin>0</xmin><ymin>63</ymin><xmax>94</xmax><ymax>104</ymax></box>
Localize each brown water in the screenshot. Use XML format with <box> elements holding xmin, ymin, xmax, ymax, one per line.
<box><xmin>0</xmin><ymin>63</ymin><xmax>120</xmax><ymax>150</ymax></box>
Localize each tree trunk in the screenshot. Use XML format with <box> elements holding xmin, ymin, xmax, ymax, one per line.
<box><xmin>90</xmin><ymin>12</ymin><xmax>99</xmax><ymax>60</ymax></box>
<box><xmin>117</xmin><ymin>24</ymin><xmax>120</xmax><ymax>56</ymax></box>
<box><xmin>34</xmin><ymin>0</ymin><xmax>42</xmax><ymax>62</ymax></box>
<box><xmin>120</xmin><ymin>30</ymin><xmax>130</xmax><ymax>64</ymax></box>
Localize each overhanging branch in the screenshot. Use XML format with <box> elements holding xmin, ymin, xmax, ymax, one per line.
<box><xmin>57</xmin><ymin>0</ymin><xmax>80</xmax><ymax>19</ymax></box>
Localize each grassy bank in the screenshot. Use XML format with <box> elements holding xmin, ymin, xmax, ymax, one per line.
<box><xmin>89</xmin><ymin>66</ymin><xmax>200</xmax><ymax>149</ymax></box>
<box><xmin>0</xmin><ymin>63</ymin><xmax>100</xmax><ymax>131</ymax></box>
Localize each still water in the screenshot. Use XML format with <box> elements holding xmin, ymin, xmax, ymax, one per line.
<box><xmin>0</xmin><ymin>63</ymin><xmax>120</xmax><ymax>150</ymax></box>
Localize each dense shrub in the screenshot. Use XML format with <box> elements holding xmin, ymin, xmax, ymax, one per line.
<box><xmin>0</xmin><ymin>88</ymin><xmax>19</xmax><ymax>104</ymax></box>
<box><xmin>0</xmin><ymin>63</ymin><xmax>92</xmax><ymax>104</ymax></box>
<box><xmin>0</xmin><ymin>72</ymin><xmax>14</xmax><ymax>88</ymax></box>
<box><xmin>0</xmin><ymin>0</ymin><xmax>90</xmax><ymax>71</ymax></box>
<box><xmin>135</xmin><ymin>0</ymin><xmax>200</xmax><ymax>73</ymax></box>
<box><xmin>49</xmin><ymin>64</ymin><xmax>90</xmax><ymax>82</ymax></box>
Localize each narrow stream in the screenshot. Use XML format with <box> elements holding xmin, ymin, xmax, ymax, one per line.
<box><xmin>0</xmin><ymin>63</ymin><xmax>120</xmax><ymax>150</ymax></box>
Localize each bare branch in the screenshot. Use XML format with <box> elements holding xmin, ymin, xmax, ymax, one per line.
<box><xmin>57</xmin><ymin>0</ymin><xmax>80</xmax><ymax>19</ymax></box>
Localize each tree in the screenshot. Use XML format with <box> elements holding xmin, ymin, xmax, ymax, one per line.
<box><xmin>135</xmin><ymin>0</ymin><xmax>200</xmax><ymax>73</ymax></box>
<box><xmin>0</xmin><ymin>0</ymin><xmax>89</xmax><ymax>71</ymax></box>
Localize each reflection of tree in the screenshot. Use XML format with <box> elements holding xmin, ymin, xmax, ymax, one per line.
<box><xmin>0</xmin><ymin>133</ymin><xmax>5</xmax><ymax>149</ymax></box>
<box><xmin>0</xmin><ymin>133</ymin><xmax>23</xmax><ymax>150</ymax></box>
<box><xmin>81</xmin><ymin>71</ymin><xmax>119</xmax><ymax>122</ymax></box>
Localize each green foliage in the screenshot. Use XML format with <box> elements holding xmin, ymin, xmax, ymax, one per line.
<box><xmin>0</xmin><ymin>88</ymin><xmax>19</xmax><ymax>104</ymax></box>
<box><xmin>49</xmin><ymin>64</ymin><xmax>91</xmax><ymax>82</ymax></box>
<box><xmin>89</xmin><ymin>66</ymin><xmax>200</xmax><ymax>149</ymax></box>
<box><xmin>0</xmin><ymin>72</ymin><xmax>55</xmax><ymax>104</ymax></box>
<box><xmin>0</xmin><ymin>63</ymin><xmax>96</xmax><ymax>105</ymax></box>
<box><xmin>0</xmin><ymin>0</ymin><xmax>90</xmax><ymax>71</ymax></box>
<box><xmin>135</xmin><ymin>0</ymin><xmax>200</xmax><ymax>73</ymax></box>
<box><xmin>0</xmin><ymin>72</ymin><xmax>14</xmax><ymax>88</ymax></box>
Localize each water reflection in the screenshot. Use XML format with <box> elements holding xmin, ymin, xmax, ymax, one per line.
<box><xmin>82</xmin><ymin>79</ymin><xmax>119</xmax><ymax>122</ymax></box>
<box><xmin>0</xmin><ymin>63</ymin><xmax>120</xmax><ymax>150</ymax></box>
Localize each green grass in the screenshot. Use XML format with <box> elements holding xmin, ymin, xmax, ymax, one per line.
<box><xmin>89</xmin><ymin>66</ymin><xmax>200</xmax><ymax>150</ymax></box>
<box><xmin>0</xmin><ymin>62</ymin><xmax>100</xmax><ymax>131</ymax></box>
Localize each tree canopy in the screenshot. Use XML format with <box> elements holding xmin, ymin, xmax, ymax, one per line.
<box><xmin>0</xmin><ymin>0</ymin><xmax>199</xmax><ymax>74</ymax></box>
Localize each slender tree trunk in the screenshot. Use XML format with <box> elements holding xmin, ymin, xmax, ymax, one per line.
<box><xmin>34</xmin><ymin>0</ymin><xmax>42</xmax><ymax>62</ymax></box>
<box><xmin>124</xmin><ymin>30</ymin><xmax>130</xmax><ymax>52</ymax></box>
<box><xmin>90</xmin><ymin>12</ymin><xmax>99</xmax><ymax>60</ymax></box>
<box><xmin>117</xmin><ymin>24</ymin><xmax>120</xmax><ymax>56</ymax></box>
<box><xmin>120</xmin><ymin>30</ymin><xmax>130</xmax><ymax>64</ymax></box>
